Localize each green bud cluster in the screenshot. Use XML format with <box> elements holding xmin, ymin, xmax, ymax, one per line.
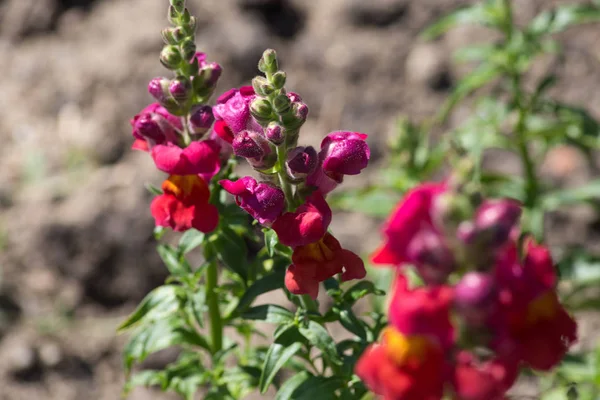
<box><xmin>160</xmin><ymin>0</ymin><xmax>198</xmax><ymax>76</ymax></box>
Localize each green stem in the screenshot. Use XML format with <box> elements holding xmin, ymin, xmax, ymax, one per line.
<box><xmin>512</xmin><ymin>75</ymin><xmax>538</xmax><ymax>208</ymax></box>
<box><xmin>275</xmin><ymin>145</ymin><xmax>296</xmax><ymax>211</ymax></box>
<box><xmin>299</xmin><ymin>294</ymin><xmax>319</xmax><ymax>313</ymax></box>
<box><xmin>180</xmin><ymin>115</ymin><xmax>192</xmax><ymax>146</ymax></box>
<box><xmin>206</xmin><ymin>260</ymin><xmax>223</xmax><ymax>353</ymax></box>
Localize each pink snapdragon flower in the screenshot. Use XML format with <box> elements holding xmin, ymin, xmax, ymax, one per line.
<box><xmin>220</xmin><ymin>177</ymin><xmax>285</xmax><ymax>225</ymax></box>
<box><xmin>151</xmin><ymin>140</ymin><xmax>221</xmax><ymax>180</ymax></box>
<box><xmin>131</xmin><ymin>103</ymin><xmax>182</xmax><ymax>150</ymax></box>
<box><xmin>212</xmin><ymin>86</ymin><xmax>261</xmax><ymax>135</ymax></box>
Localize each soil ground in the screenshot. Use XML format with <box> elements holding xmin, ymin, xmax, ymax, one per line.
<box><xmin>1</xmin><ymin>0</ymin><xmax>599</xmax><ymax>398</ymax></box>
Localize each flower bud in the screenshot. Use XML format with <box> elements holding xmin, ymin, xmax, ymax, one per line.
<box><xmin>455</xmin><ymin>272</ymin><xmax>497</xmax><ymax>327</ymax></box>
<box><xmin>271</xmin><ymin>71</ymin><xmax>286</xmax><ymax>90</ymax></box>
<box><xmin>258</xmin><ymin>49</ymin><xmax>278</xmax><ymax>74</ymax></box>
<box><xmin>287</xmin><ymin>146</ymin><xmax>318</xmax><ymax>179</ymax></box>
<box><xmin>287</xmin><ymin>92</ymin><xmax>302</xmax><ymax>103</ymax></box>
<box><xmin>272</xmin><ymin>94</ymin><xmax>291</xmax><ymax>114</ymax></box>
<box><xmin>250</xmin><ymin>98</ymin><xmax>273</xmax><ymax>123</ymax></box>
<box><xmin>197</xmin><ymin>62</ymin><xmax>222</xmax><ymax>90</ymax></box>
<box><xmin>169</xmin><ymin>77</ymin><xmax>192</xmax><ymax>105</ymax></box>
<box><xmin>160</xmin><ymin>45</ymin><xmax>182</xmax><ymax>69</ymax></box>
<box><xmin>232</xmin><ymin>130</ymin><xmax>270</xmax><ymax>159</ymax></box>
<box><xmin>168</xmin><ymin>5</ymin><xmax>179</xmax><ymax>24</ymax></box>
<box><xmin>320</xmin><ymin>131</ymin><xmax>369</xmax><ymax>176</ymax></box>
<box><xmin>148</xmin><ymin>77</ymin><xmax>179</xmax><ymax>111</ymax></box>
<box><xmin>180</xmin><ymin>38</ymin><xmax>196</xmax><ymax>62</ymax></box>
<box><xmin>406</xmin><ymin>229</ymin><xmax>455</xmax><ymax>285</ymax></box>
<box><xmin>252</xmin><ymin>76</ymin><xmax>275</xmax><ymax>97</ymax></box>
<box><xmin>474</xmin><ymin>199</ymin><xmax>522</xmax><ymax>248</ymax></box>
<box><xmin>161</xmin><ymin>27</ymin><xmax>179</xmax><ymax>45</ymax></box>
<box><xmin>188</xmin><ymin>105</ymin><xmax>214</xmax><ymax>135</ymax></box>
<box><xmin>170</xmin><ymin>0</ymin><xmax>185</xmax><ymax>11</ymax></box>
<box><xmin>265</xmin><ymin>123</ymin><xmax>284</xmax><ymax>145</ymax></box>
<box><xmin>280</xmin><ymin>103</ymin><xmax>308</xmax><ymax>131</ymax></box>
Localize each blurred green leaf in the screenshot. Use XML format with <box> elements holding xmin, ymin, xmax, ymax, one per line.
<box><xmin>528</xmin><ymin>5</ymin><xmax>600</xmax><ymax>36</ymax></box>
<box><xmin>421</xmin><ymin>3</ymin><xmax>487</xmax><ymax>40</ymax></box>
<box><xmin>289</xmin><ymin>376</ymin><xmax>346</xmax><ymax>400</ymax></box>
<box><xmin>299</xmin><ymin>321</ymin><xmax>342</xmax><ymax>366</ymax></box>
<box><xmin>225</xmin><ymin>270</ymin><xmax>285</xmax><ymax>320</ymax></box>
<box><xmin>119</xmin><ymin>285</ymin><xmax>185</xmax><ymax>331</ymax></box>
<box><xmin>242</xmin><ymin>304</ymin><xmax>294</xmax><ymax>324</ymax></box>
<box><xmin>342</xmin><ymin>281</ymin><xmax>385</xmax><ymax>305</ymax></box>
<box><xmin>178</xmin><ymin>229</ymin><xmax>205</xmax><ymax>254</ymax></box>
<box><xmin>328</xmin><ymin>189</ymin><xmax>398</xmax><ymax>218</ymax></box>
<box><xmin>259</xmin><ymin>342</ymin><xmax>303</xmax><ymax>393</ymax></box>
<box><xmin>542</xmin><ymin>180</ymin><xmax>600</xmax><ymax>210</ymax></box>
<box><xmin>274</xmin><ymin>371</ymin><xmax>312</xmax><ymax>400</ymax></box>
<box><xmin>145</xmin><ymin>183</ymin><xmax>163</xmax><ymax>195</ymax></box>
<box><xmin>158</xmin><ymin>244</ymin><xmax>192</xmax><ymax>277</ymax></box>
<box><xmin>208</xmin><ymin>226</ymin><xmax>248</xmax><ymax>281</ymax></box>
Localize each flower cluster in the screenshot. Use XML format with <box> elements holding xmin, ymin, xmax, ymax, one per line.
<box><xmin>356</xmin><ymin>179</ymin><xmax>578</xmax><ymax>400</ymax></box>
<box><xmin>219</xmin><ymin>49</ymin><xmax>370</xmax><ymax>298</ymax></box>
<box><xmin>131</xmin><ymin>2</ymin><xmax>229</xmax><ymax>233</ymax></box>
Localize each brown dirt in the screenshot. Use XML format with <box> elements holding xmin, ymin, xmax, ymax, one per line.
<box><xmin>1</xmin><ymin>0</ymin><xmax>599</xmax><ymax>398</ymax></box>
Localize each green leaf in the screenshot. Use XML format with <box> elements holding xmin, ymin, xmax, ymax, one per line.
<box><xmin>542</xmin><ymin>180</ymin><xmax>600</xmax><ymax>210</ymax></box>
<box><xmin>226</xmin><ymin>270</ymin><xmax>285</xmax><ymax>320</ymax></box>
<box><xmin>453</xmin><ymin>44</ymin><xmax>496</xmax><ymax>63</ymax></box>
<box><xmin>186</xmin><ymin>287</ymin><xmax>206</xmax><ymax>328</ymax></box>
<box><xmin>343</xmin><ymin>281</ymin><xmax>385</xmax><ymax>305</ymax></box>
<box><xmin>421</xmin><ymin>4</ymin><xmax>487</xmax><ymax>40</ymax></box>
<box><xmin>264</xmin><ymin>229</ymin><xmax>279</xmax><ymax>257</ymax></box>
<box><xmin>437</xmin><ymin>64</ymin><xmax>502</xmax><ymax>123</ymax></box>
<box><xmin>145</xmin><ymin>183</ymin><xmax>163</xmax><ymax>195</ymax></box>
<box><xmin>123</xmin><ymin>316</ymin><xmax>209</xmax><ymax>372</ymax></box>
<box><xmin>259</xmin><ymin>342</ymin><xmax>303</xmax><ymax>393</ymax></box>
<box><xmin>178</xmin><ymin>229</ymin><xmax>205</xmax><ymax>254</ymax></box>
<box><xmin>157</xmin><ymin>244</ymin><xmax>192</xmax><ymax>277</ymax></box>
<box><xmin>274</xmin><ymin>371</ymin><xmax>312</xmax><ymax>400</ymax></box>
<box><xmin>208</xmin><ymin>226</ymin><xmax>248</xmax><ymax>281</ymax></box>
<box><xmin>299</xmin><ymin>321</ymin><xmax>342</xmax><ymax>365</ymax></box>
<box><xmin>528</xmin><ymin>5</ymin><xmax>600</xmax><ymax>37</ymax></box>
<box><xmin>242</xmin><ymin>304</ymin><xmax>294</xmax><ymax>324</ymax></box>
<box><xmin>118</xmin><ymin>285</ymin><xmax>185</xmax><ymax>331</ymax></box>
<box><xmin>338</xmin><ymin>309</ymin><xmax>367</xmax><ymax>340</ymax></box>
<box><xmin>289</xmin><ymin>376</ymin><xmax>346</xmax><ymax>400</ymax></box>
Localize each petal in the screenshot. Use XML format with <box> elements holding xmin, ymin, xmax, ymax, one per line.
<box><xmin>192</xmin><ymin>203</ymin><xmax>220</xmax><ymax>233</ymax></box>
<box><xmin>340</xmin><ymin>249</ymin><xmax>366</xmax><ymax>281</ymax></box>
<box><xmin>285</xmin><ymin>264</ymin><xmax>319</xmax><ymax>299</ymax></box>
<box><xmin>132</xmin><ymin>138</ymin><xmax>149</xmax><ymax>152</ymax></box>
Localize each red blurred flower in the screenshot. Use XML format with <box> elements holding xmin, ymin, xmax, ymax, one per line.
<box><xmin>496</xmin><ymin>239</ymin><xmax>577</xmax><ymax>370</ymax></box>
<box><xmin>356</xmin><ymin>327</ymin><xmax>446</xmax><ymax>400</ymax></box>
<box><xmin>285</xmin><ymin>233</ymin><xmax>365</xmax><ymax>299</ymax></box>
<box><xmin>451</xmin><ymin>351</ymin><xmax>519</xmax><ymax>400</ymax></box>
<box><xmin>272</xmin><ymin>191</ymin><xmax>332</xmax><ymax>247</ymax></box>
<box><xmin>150</xmin><ymin>175</ymin><xmax>219</xmax><ymax>233</ymax></box>
<box><xmin>388</xmin><ymin>274</ymin><xmax>455</xmax><ymax>349</ymax></box>
<box><xmin>371</xmin><ymin>182</ymin><xmax>447</xmax><ymax>267</ymax></box>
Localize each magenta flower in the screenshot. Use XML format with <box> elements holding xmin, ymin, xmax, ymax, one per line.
<box><xmin>130</xmin><ymin>103</ymin><xmax>182</xmax><ymax>149</ymax></box>
<box><xmin>232</xmin><ymin>130</ymin><xmax>271</xmax><ymax>159</ymax></box>
<box><xmin>151</xmin><ymin>140</ymin><xmax>221</xmax><ymax>180</ymax></box>
<box><xmin>219</xmin><ymin>177</ymin><xmax>285</xmax><ymax>225</ymax></box>
<box><xmin>189</xmin><ymin>105</ymin><xmax>215</xmax><ymax>135</ymax></box>
<box><xmin>287</xmin><ymin>146</ymin><xmax>318</xmax><ymax>179</ymax></box>
<box><xmin>473</xmin><ymin>199</ymin><xmax>522</xmax><ymax>247</ymax></box>
<box><xmin>320</xmin><ymin>131</ymin><xmax>370</xmax><ymax>176</ymax></box>
<box><xmin>213</xmin><ymin>86</ymin><xmax>261</xmax><ymax>135</ymax></box>
<box><xmin>271</xmin><ymin>191</ymin><xmax>332</xmax><ymax>247</ymax></box>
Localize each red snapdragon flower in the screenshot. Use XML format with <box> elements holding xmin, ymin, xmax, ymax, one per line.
<box><xmin>371</xmin><ymin>182</ymin><xmax>447</xmax><ymax>267</ymax></box>
<box><xmin>495</xmin><ymin>240</ymin><xmax>577</xmax><ymax>370</ymax></box>
<box><xmin>451</xmin><ymin>351</ymin><xmax>519</xmax><ymax>400</ymax></box>
<box><xmin>272</xmin><ymin>191</ymin><xmax>332</xmax><ymax>247</ymax></box>
<box><xmin>356</xmin><ymin>327</ymin><xmax>446</xmax><ymax>400</ymax></box>
<box><xmin>285</xmin><ymin>233</ymin><xmax>365</xmax><ymax>299</ymax></box>
<box><xmin>151</xmin><ymin>140</ymin><xmax>222</xmax><ymax>181</ymax></box>
<box><xmin>150</xmin><ymin>175</ymin><xmax>219</xmax><ymax>233</ymax></box>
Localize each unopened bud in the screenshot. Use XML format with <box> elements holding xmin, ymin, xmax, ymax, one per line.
<box><xmin>250</xmin><ymin>99</ymin><xmax>273</xmax><ymax>122</ymax></box>
<box><xmin>169</xmin><ymin>77</ymin><xmax>192</xmax><ymax>104</ymax></box>
<box><xmin>287</xmin><ymin>92</ymin><xmax>302</xmax><ymax>103</ymax></box>
<box><xmin>406</xmin><ymin>230</ymin><xmax>455</xmax><ymax>285</ymax></box>
<box><xmin>197</xmin><ymin>62</ymin><xmax>222</xmax><ymax>89</ymax></box>
<box><xmin>232</xmin><ymin>131</ymin><xmax>270</xmax><ymax>159</ymax></box>
<box><xmin>189</xmin><ymin>105</ymin><xmax>215</xmax><ymax>135</ymax></box>
<box><xmin>258</xmin><ymin>49</ymin><xmax>278</xmax><ymax>74</ymax></box>
<box><xmin>148</xmin><ymin>77</ymin><xmax>178</xmax><ymax>111</ymax></box>
<box><xmin>170</xmin><ymin>0</ymin><xmax>185</xmax><ymax>12</ymax></box>
<box><xmin>474</xmin><ymin>199</ymin><xmax>522</xmax><ymax>247</ymax></box>
<box><xmin>287</xmin><ymin>146</ymin><xmax>317</xmax><ymax>179</ymax></box>
<box><xmin>160</xmin><ymin>45</ymin><xmax>182</xmax><ymax>69</ymax></box>
<box><xmin>271</xmin><ymin>71</ymin><xmax>286</xmax><ymax>90</ymax></box>
<box><xmin>168</xmin><ymin>5</ymin><xmax>179</xmax><ymax>24</ymax></box>
<box><xmin>161</xmin><ymin>28</ymin><xmax>178</xmax><ymax>45</ymax></box>
<box><xmin>265</xmin><ymin>123</ymin><xmax>284</xmax><ymax>145</ymax></box>
<box><xmin>280</xmin><ymin>103</ymin><xmax>308</xmax><ymax>131</ymax></box>
<box><xmin>181</xmin><ymin>8</ymin><xmax>192</xmax><ymax>23</ymax></box>
<box><xmin>180</xmin><ymin>39</ymin><xmax>196</xmax><ymax>62</ymax></box>
<box><xmin>272</xmin><ymin>94</ymin><xmax>291</xmax><ymax>114</ymax></box>
<box><xmin>252</xmin><ymin>76</ymin><xmax>275</xmax><ymax>97</ymax></box>
<box><xmin>182</xmin><ymin>16</ymin><xmax>196</xmax><ymax>36</ymax></box>
<box><xmin>455</xmin><ymin>272</ymin><xmax>497</xmax><ymax>327</ymax></box>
